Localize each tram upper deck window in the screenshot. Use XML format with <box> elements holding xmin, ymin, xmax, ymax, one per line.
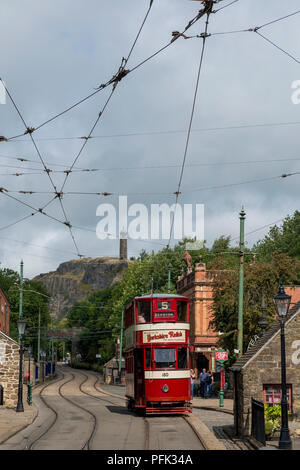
<box><xmin>137</xmin><ymin>301</ymin><xmax>151</xmax><ymax>323</ymax></box>
<box><xmin>154</xmin><ymin>348</ymin><xmax>175</xmax><ymax>369</ymax></box>
<box><xmin>177</xmin><ymin>301</ymin><xmax>188</xmax><ymax>322</ymax></box>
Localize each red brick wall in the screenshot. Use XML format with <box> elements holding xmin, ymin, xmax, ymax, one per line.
<box><xmin>0</xmin><ymin>290</ymin><xmax>10</xmax><ymax>336</ymax></box>
<box><xmin>285</xmin><ymin>286</ymin><xmax>300</xmax><ymax>307</ymax></box>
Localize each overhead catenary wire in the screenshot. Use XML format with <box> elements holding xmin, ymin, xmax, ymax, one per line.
<box><xmin>254</xmin><ymin>31</ymin><xmax>300</xmax><ymax>66</ymax></box>
<box><xmin>214</xmin><ymin>0</ymin><xmax>240</xmax><ymax>13</ymax></box>
<box><xmin>3</xmin><ymin>169</ymin><xmax>299</xmax><ymax>197</ymax></box>
<box><xmin>167</xmin><ymin>2</ymin><xmax>213</xmax><ymax>248</ymax></box>
<box><xmin>10</xmin><ymin>0</ymin><xmax>157</xmax><ymax>240</ymax></box>
<box><xmin>2</xmin><ymin>153</ymin><xmax>300</xmax><ymax>176</ymax></box>
<box><xmin>3</xmin><ymin>2</ymin><xmax>216</xmax><ymax>143</ymax></box>
<box><xmin>7</xmin><ymin>118</ymin><xmax>300</xmax><ymax>143</ymax></box>
<box><xmin>1</xmin><ymin>1</ymin><xmax>299</xmax><ymax>260</ymax></box>
<box><xmin>0</xmin><ymin>80</ymin><xmax>83</xmax><ymax>257</ymax></box>
<box><xmin>4</xmin><ymin>0</ymin><xmax>155</xmax><ymax>142</ymax></box>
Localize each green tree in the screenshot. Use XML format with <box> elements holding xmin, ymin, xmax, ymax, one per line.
<box><xmin>7</xmin><ymin>277</ymin><xmax>51</xmax><ymax>356</ymax></box>
<box><xmin>210</xmin><ymin>252</ymin><xmax>300</xmax><ymax>360</ymax></box>
<box><xmin>254</xmin><ymin>211</ymin><xmax>300</xmax><ymax>261</ymax></box>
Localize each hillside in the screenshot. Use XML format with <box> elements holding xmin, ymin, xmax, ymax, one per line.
<box><xmin>34</xmin><ymin>257</ymin><xmax>129</xmax><ymax>319</ymax></box>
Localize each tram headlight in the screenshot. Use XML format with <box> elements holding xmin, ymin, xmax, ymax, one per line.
<box><xmin>162</xmin><ymin>384</ymin><xmax>169</xmax><ymax>393</ymax></box>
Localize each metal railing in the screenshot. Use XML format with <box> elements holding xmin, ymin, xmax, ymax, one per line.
<box><xmin>251</xmin><ymin>398</ymin><xmax>266</xmax><ymax>445</ymax></box>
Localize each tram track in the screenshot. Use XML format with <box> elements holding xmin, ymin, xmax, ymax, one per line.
<box><xmin>75</xmin><ymin>369</ymin><xmax>151</xmax><ymax>450</ymax></box>
<box><xmin>24</xmin><ymin>366</ymin><xmax>205</xmax><ymax>450</ymax></box>
<box><xmin>25</xmin><ymin>370</ymin><xmax>69</xmax><ymax>450</ymax></box>
<box><xmin>79</xmin><ymin>369</ymin><xmax>204</xmax><ymax>450</ymax></box>
<box><xmin>25</xmin><ymin>367</ymin><xmax>98</xmax><ymax>450</ymax></box>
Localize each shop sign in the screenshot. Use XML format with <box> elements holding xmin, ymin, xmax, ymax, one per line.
<box><xmin>215</xmin><ymin>350</ymin><xmax>228</xmax><ymax>361</ymax></box>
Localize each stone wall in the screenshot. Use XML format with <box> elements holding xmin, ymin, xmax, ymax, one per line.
<box><xmin>234</xmin><ymin>309</ymin><xmax>300</xmax><ymax>436</ymax></box>
<box><xmin>0</xmin><ymin>332</ymin><xmax>20</xmax><ymax>408</ymax></box>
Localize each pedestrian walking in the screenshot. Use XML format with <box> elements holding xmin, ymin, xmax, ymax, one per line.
<box><xmin>200</xmin><ymin>368</ymin><xmax>208</xmax><ymax>398</ymax></box>
<box><xmin>204</xmin><ymin>371</ymin><xmax>213</xmax><ymax>398</ymax></box>
<box><xmin>190</xmin><ymin>368</ymin><xmax>196</xmax><ymax>398</ymax></box>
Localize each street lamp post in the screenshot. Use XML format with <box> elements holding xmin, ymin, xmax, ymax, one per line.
<box><xmin>18</xmin><ymin>261</ymin><xmax>24</xmax><ymax>343</ymax></box>
<box><xmin>16</xmin><ymin>317</ymin><xmax>26</xmax><ymax>412</ymax></box>
<box><xmin>273</xmin><ymin>282</ymin><xmax>292</xmax><ymax>450</ymax></box>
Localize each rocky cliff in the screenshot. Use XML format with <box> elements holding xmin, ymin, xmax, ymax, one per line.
<box><xmin>34</xmin><ymin>257</ymin><xmax>129</xmax><ymax>319</ymax></box>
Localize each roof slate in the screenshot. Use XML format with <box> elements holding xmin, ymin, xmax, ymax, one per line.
<box><xmin>230</xmin><ymin>300</ymin><xmax>300</xmax><ymax>371</ymax></box>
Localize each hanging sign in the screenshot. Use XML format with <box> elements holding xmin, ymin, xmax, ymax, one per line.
<box><xmin>215</xmin><ymin>349</ymin><xmax>228</xmax><ymax>361</ymax></box>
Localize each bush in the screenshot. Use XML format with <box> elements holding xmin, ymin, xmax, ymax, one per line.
<box><xmin>69</xmin><ymin>361</ymin><xmax>103</xmax><ymax>373</ymax></box>
<box><xmin>264</xmin><ymin>405</ymin><xmax>281</xmax><ymax>437</ymax></box>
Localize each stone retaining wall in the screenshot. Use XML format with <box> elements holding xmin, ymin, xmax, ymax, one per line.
<box><xmin>0</xmin><ymin>332</ymin><xmax>20</xmax><ymax>408</ymax></box>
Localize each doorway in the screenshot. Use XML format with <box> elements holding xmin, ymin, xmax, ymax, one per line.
<box><xmin>197</xmin><ymin>353</ymin><xmax>209</xmax><ymax>373</ymax></box>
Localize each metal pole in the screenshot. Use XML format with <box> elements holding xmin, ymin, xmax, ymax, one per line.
<box><xmin>168</xmin><ymin>265</ymin><xmax>171</xmax><ymax>294</ymax></box>
<box><xmin>279</xmin><ymin>321</ymin><xmax>292</xmax><ymax>449</ymax></box>
<box><xmin>28</xmin><ymin>352</ymin><xmax>31</xmax><ymax>382</ymax></box>
<box><xmin>118</xmin><ymin>309</ymin><xmax>124</xmax><ymax>379</ymax></box>
<box><xmin>219</xmin><ymin>367</ymin><xmax>224</xmax><ymax>408</ymax></box>
<box><xmin>16</xmin><ymin>336</ymin><xmax>24</xmax><ymax>412</ymax></box>
<box><xmin>18</xmin><ymin>261</ymin><xmax>23</xmax><ymax>342</ymax></box>
<box><xmin>51</xmin><ymin>318</ymin><xmax>54</xmax><ymax>375</ymax></box>
<box><xmin>38</xmin><ymin>306</ymin><xmax>41</xmax><ymax>364</ymax></box>
<box><xmin>4</xmin><ymin>303</ymin><xmax>7</xmax><ymax>335</ymax></box>
<box><xmin>238</xmin><ymin>209</ymin><xmax>245</xmax><ymax>355</ymax></box>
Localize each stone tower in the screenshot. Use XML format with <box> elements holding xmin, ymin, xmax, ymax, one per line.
<box><xmin>119</xmin><ymin>230</ymin><xmax>128</xmax><ymax>260</ymax></box>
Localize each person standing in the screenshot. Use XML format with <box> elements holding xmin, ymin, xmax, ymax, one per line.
<box><xmin>200</xmin><ymin>368</ymin><xmax>208</xmax><ymax>398</ymax></box>
<box><xmin>190</xmin><ymin>369</ymin><xmax>196</xmax><ymax>398</ymax></box>
<box><xmin>205</xmin><ymin>371</ymin><xmax>213</xmax><ymax>398</ymax></box>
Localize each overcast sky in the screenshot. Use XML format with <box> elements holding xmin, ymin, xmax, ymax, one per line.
<box><xmin>0</xmin><ymin>0</ymin><xmax>300</xmax><ymax>278</ymax></box>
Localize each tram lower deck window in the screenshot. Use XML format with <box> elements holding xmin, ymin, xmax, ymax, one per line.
<box><xmin>154</xmin><ymin>348</ymin><xmax>175</xmax><ymax>369</ymax></box>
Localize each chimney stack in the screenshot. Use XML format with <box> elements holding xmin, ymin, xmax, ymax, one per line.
<box><xmin>120</xmin><ymin>229</ymin><xmax>127</xmax><ymax>260</ymax></box>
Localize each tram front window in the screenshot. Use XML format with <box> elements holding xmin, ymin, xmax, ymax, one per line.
<box><xmin>154</xmin><ymin>348</ymin><xmax>175</xmax><ymax>369</ymax></box>
<box><xmin>137</xmin><ymin>301</ymin><xmax>151</xmax><ymax>323</ymax></box>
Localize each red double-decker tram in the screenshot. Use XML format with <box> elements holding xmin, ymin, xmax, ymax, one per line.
<box><xmin>124</xmin><ymin>294</ymin><xmax>192</xmax><ymax>415</ymax></box>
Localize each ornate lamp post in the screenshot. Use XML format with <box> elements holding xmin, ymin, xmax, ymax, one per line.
<box><xmin>273</xmin><ymin>282</ymin><xmax>292</xmax><ymax>450</ymax></box>
<box><xmin>16</xmin><ymin>317</ymin><xmax>26</xmax><ymax>412</ymax></box>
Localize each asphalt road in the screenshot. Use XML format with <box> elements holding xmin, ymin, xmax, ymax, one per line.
<box><xmin>0</xmin><ymin>366</ymin><xmax>204</xmax><ymax>451</ymax></box>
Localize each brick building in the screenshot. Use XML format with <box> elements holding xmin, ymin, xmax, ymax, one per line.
<box><xmin>230</xmin><ymin>301</ymin><xmax>300</xmax><ymax>437</ymax></box>
<box><xmin>176</xmin><ymin>261</ymin><xmax>219</xmax><ymax>375</ymax></box>
<box><xmin>285</xmin><ymin>285</ymin><xmax>300</xmax><ymax>306</ymax></box>
<box><xmin>0</xmin><ymin>287</ymin><xmax>10</xmax><ymax>336</ymax></box>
